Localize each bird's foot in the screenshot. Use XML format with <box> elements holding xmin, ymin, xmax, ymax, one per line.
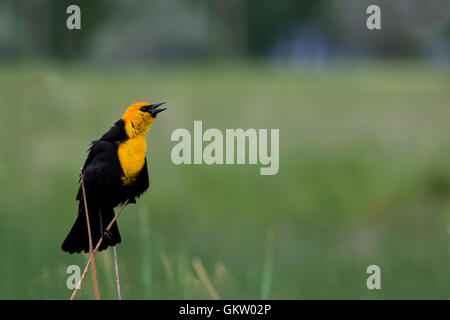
<box><xmin>101</xmin><ymin>228</ymin><xmax>113</xmax><ymax>242</ymax></box>
<box><xmin>128</xmin><ymin>197</ymin><xmax>136</xmax><ymax>204</ymax></box>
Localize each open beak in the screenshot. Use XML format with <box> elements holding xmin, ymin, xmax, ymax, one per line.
<box><xmin>150</xmin><ymin>102</ymin><xmax>167</xmax><ymax>117</ymax></box>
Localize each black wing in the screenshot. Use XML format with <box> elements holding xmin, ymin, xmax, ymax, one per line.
<box><xmin>131</xmin><ymin>158</ymin><xmax>150</xmax><ymax>198</ymax></box>
<box><xmin>76</xmin><ymin>140</ymin><xmax>123</xmax><ymax>205</ymax></box>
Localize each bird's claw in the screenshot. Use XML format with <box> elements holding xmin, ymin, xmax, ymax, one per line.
<box><xmin>101</xmin><ymin>229</ymin><xmax>113</xmax><ymax>241</ymax></box>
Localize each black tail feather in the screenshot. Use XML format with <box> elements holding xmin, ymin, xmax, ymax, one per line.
<box><xmin>61</xmin><ymin>203</ymin><xmax>121</xmax><ymax>254</ymax></box>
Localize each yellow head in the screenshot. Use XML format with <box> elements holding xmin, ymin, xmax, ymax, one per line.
<box><xmin>121</xmin><ymin>101</ymin><xmax>166</xmax><ymax>138</ymax></box>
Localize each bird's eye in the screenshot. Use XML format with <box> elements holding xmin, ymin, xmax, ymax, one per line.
<box><xmin>140</xmin><ymin>106</ymin><xmax>149</xmax><ymax>112</ymax></box>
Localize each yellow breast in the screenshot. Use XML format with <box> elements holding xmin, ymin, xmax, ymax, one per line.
<box><xmin>117</xmin><ymin>136</ymin><xmax>147</xmax><ymax>185</ymax></box>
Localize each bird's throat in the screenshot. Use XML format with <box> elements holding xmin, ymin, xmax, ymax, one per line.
<box><xmin>117</xmin><ymin>136</ymin><xmax>147</xmax><ymax>185</ymax></box>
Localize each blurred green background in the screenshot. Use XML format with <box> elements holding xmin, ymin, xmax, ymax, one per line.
<box><xmin>0</xmin><ymin>0</ymin><xmax>449</xmax><ymax>299</ymax></box>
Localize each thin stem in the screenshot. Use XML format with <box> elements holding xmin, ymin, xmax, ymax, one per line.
<box><xmin>192</xmin><ymin>257</ymin><xmax>220</xmax><ymax>300</ymax></box>
<box><xmin>80</xmin><ymin>170</ymin><xmax>101</xmax><ymax>300</ymax></box>
<box><xmin>70</xmin><ymin>199</ymin><xmax>129</xmax><ymax>300</ymax></box>
<box><xmin>113</xmin><ymin>246</ymin><xmax>122</xmax><ymax>300</ymax></box>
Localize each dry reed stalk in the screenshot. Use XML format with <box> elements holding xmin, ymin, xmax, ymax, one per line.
<box><xmin>79</xmin><ymin>170</ymin><xmax>101</xmax><ymax>300</ymax></box>
<box><xmin>70</xmin><ymin>199</ymin><xmax>129</xmax><ymax>300</ymax></box>
<box><xmin>192</xmin><ymin>258</ymin><xmax>220</xmax><ymax>300</ymax></box>
<box><xmin>113</xmin><ymin>245</ymin><xmax>122</xmax><ymax>300</ymax></box>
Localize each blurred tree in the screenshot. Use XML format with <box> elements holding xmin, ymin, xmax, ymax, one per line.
<box><xmin>210</xmin><ymin>0</ymin><xmax>248</xmax><ymax>57</ymax></box>
<box><xmin>0</xmin><ymin>0</ymin><xmax>447</xmax><ymax>61</ymax></box>
<box><xmin>48</xmin><ymin>0</ymin><xmax>108</xmax><ymax>59</ymax></box>
<box><xmin>87</xmin><ymin>0</ymin><xmax>212</xmax><ymax>61</ymax></box>
<box><xmin>246</xmin><ymin>0</ymin><xmax>326</xmax><ymax>56</ymax></box>
<box><xmin>5</xmin><ymin>0</ymin><xmax>108</xmax><ymax>60</ymax></box>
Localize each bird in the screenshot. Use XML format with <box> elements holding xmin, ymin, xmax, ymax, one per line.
<box><xmin>61</xmin><ymin>101</ymin><xmax>167</xmax><ymax>254</ymax></box>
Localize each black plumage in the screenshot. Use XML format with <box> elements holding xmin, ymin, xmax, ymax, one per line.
<box><xmin>61</xmin><ymin>119</ymin><xmax>149</xmax><ymax>254</ymax></box>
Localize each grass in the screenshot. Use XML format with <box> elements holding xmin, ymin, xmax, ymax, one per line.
<box><xmin>0</xmin><ymin>60</ymin><xmax>449</xmax><ymax>299</ymax></box>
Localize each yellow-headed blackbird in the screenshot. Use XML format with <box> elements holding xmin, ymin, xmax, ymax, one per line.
<box><xmin>61</xmin><ymin>101</ymin><xmax>166</xmax><ymax>254</ymax></box>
